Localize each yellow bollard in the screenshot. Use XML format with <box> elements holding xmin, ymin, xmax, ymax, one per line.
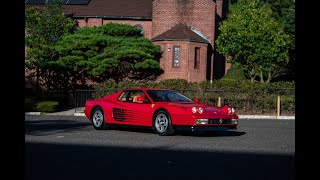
<box><xmin>218</xmin><ymin>97</ymin><xmax>221</xmax><ymax>107</ymax></box>
<box><xmin>277</xmin><ymin>96</ymin><xmax>281</xmax><ymax>117</ymax></box>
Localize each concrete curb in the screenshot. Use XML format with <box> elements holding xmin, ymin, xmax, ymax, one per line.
<box><xmin>238</xmin><ymin>115</ymin><xmax>295</xmax><ymax>120</ymax></box>
<box><xmin>25</xmin><ymin>112</ymin><xmax>41</xmax><ymax>115</ymax></box>
<box><xmin>74</xmin><ymin>112</ymin><xmax>86</xmax><ymax>116</ymax></box>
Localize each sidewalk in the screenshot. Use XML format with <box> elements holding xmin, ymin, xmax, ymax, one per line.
<box><xmin>25</xmin><ymin>108</ymin><xmax>295</xmax><ymax>120</ymax></box>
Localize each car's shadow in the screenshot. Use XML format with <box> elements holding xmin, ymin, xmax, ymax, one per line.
<box><xmin>107</xmin><ymin>125</ymin><xmax>246</xmax><ymax>137</ymax></box>
<box><xmin>25</xmin><ymin>118</ymin><xmax>245</xmax><ymax>137</ymax></box>
<box><xmin>175</xmin><ymin>130</ymin><xmax>246</xmax><ymax>137</ymax></box>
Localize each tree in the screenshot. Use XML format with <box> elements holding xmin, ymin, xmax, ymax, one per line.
<box><xmin>216</xmin><ymin>0</ymin><xmax>289</xmax><ymax>83</ymax></box>
<box><xmin>25</xmin><ymin>0</ymin><xmax>74</xmax><ymax>92</ymax></box>
<box><xmin>52</xmin><ymin>23</ymin><xmax>162</xmax><ymax>85</ymax></box>
<box><xmin>261</xmin><ymin>0</ymin><xmax>295</xmax><ymax>81</ymax></box>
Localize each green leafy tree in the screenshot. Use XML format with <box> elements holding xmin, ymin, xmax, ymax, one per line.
<box><xmin>261</xmin><ymin>0</ymin><xmax>295</xmax><ymax>80</ymax></box>
<box><xmin>52</xmin><ymin>23</ymin><xmax>162</xmax><ymax>84</ymax></box>
<box><xmin>25</xmin><ymin>0</ymin><xmax>74</xmax><ymax>92</ymax></box>
<box><xmin>216</xmin><ymin>0</ymin><xmax>289</xmax><ymax>83</ymax></box>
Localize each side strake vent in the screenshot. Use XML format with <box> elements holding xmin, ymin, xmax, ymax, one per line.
<box><xmin>112</xmin><ymin>108</ymin><xmax>125</xmax><ymax>121</ymax></box>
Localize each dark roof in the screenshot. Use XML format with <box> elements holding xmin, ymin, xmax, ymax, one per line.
<box><xmin>151</xmin><ymin>24</ymin><xmax>209</xmax><ymax>43</ymax></box>
<box><xmin>25</xmin><ymin>0</ymin><xmax>154</xmax><ymax>19</ymax></box>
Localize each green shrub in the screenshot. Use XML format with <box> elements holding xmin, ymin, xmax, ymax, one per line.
<box><xmin>93</xmin><ymin>79</ymin><xmax>294</xmax><ymax>93</ymax></box>
<box><xmin>222</xmin><ymin>63</ymin><xmax>247</xmax><ymax>81</ymax></box>
<box><xmin>25</xmin><ymin>96</ymin><xmax>43</xmax><ymax>112</ymax></box>
<box><xmin>92</xmin><ymin>79</ymin><xmax>119</xmax><ymax>99</ymax></box>
<box><xmin>35</xmin><ymin>101</ymin><xmax>59</xmax><ymax>112</ymax></box>
<box><xmin>157</xmin><ymin>79</ymin><xmax>199</xmax><ymax>89</ymax></box>
<box><xmin>38</xmin><ymin>91</ymin><xmax>72</xmax><ymax>106</ymax></box>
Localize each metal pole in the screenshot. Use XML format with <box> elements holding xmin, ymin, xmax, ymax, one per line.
<box><xmin>277</xmin><ymin>95</ymin><xmax>281</xmax><ymax>117</ymax></box>
<box><xmin>74</xmin><ymin>90</ymin><xmax>77</xmax><ymax>113</ymax></box>
<box><xmin>218</xmin><ymin>97</ymin><xmax>221</xmax><ymax>107</ymax></box>
<box><xmin>210</xmin><ymin>53</ymin><xmax>214</xmax><ymax>83</ymax></box>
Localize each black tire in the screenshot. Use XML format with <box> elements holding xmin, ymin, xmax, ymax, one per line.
<box><xmin>152</xmin><ymin>110</ymin><xmax>175</xmax><ymax>136</ymax></box>
<box><xmin>91</xmin><ymin>107</ymin><xmax>108</xmax><ymax>130</ymax></box>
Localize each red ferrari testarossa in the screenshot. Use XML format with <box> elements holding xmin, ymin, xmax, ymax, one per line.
<box><xmin>84</xmin><ymin>88</ymin><xmax>238</xmax><ymax>135</ymax></box>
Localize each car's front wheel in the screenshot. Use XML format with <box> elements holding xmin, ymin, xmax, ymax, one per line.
<box><xmin>91</xmin><ymin>107</ymin><xmax>108</xmax><ymax>130</ymax></box>
<box><xmin>152</xmin><ymin>110</ymin><xmax>175</xmax><ymax>136</ymax></box>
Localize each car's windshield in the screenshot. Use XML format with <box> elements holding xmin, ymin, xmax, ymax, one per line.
<box><xmin>146</xmin><ymin>90</ymin><xmax>193</xmax><ymax>102</ymax></box>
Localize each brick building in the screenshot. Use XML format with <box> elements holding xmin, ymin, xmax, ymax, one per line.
<box><xmin>25</xmin><ymin>0</ymin><xmax>230</xmax><ymax>83</ymax></box>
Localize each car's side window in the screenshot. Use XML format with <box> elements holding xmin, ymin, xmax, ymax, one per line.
<box><xmin>118</xmin><ymin>91</ymin><xmax>130</xmax><ymax>102</ymax></box>
<box><xmin>131</xmin><ymin>90</ymin><xmax>149</xmax><ymax>104</ymax></box>
<box><xmin>118</xmin><ymin>90</ymin><xmax>151</xmax><ymax>104</ymax></box>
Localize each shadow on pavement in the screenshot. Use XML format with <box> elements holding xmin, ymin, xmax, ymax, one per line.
<box><xmin>25</xmin><ymin>142</ymin><xmax>294</xmax><ymax>180</ymax></box>
<box><xmin>175</xmin><ymin>130</ymin><xmax>246</xmax><ymax>137</ymax></box>
<box><xmin>103</xmin><ymin>125</ymin><xmax>246</xmax><ymax>137</ymax></box>
<box><xmin>25</xmin><ymin>120</ymin><xmax>92</xmax><ymax>136</ymax></box>
<box><xmin>25</xmin><ymin>119</ymin><xmax>246</xmax><ymax>137</ymax></box>
<box><xmin>25</xmin><ymin>116</ymin><xmax>245</xmax><ymax>137</ymax></box>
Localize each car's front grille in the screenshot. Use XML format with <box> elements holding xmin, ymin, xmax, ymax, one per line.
<box><xmin>208</xmin><ymin>119</ymin><xmax>232</xmax><ymax>124</ymax></box>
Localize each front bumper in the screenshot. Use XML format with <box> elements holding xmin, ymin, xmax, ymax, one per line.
<box><xmin>174</xmin><ymin>125</ymin><xmax>237</xmax><ymax>132</ymax></box>
<box><xmin>195</xmin><ymin>118</ymin><xmax>238</xmax><ymax>125</ymax></box>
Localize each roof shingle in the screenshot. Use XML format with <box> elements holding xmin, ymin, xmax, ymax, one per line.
<box><xmin>151</xmin><ymin>24</ymin><xmax>209</xmax><ymax>43</ymax></box>
<box><xmin>25</xmin><ymin>0</ymin><xmax>154</xmax><ymax>19</ymax></box>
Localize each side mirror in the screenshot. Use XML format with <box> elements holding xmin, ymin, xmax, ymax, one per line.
<box><xmin>137</xmin><ymin>96</ymin><xmax>147</xmax><ymax>103</ymax></box>
<box><xmin>194</xmin><ymin>98</ymin><xmax>200</xmax><ymax>103</ymax></box>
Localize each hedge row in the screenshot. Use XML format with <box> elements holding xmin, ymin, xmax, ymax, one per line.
<box><xmin>35</xmin><ymin>101</ymin><xmax>59</xmax><ymax>112</ymax></box>
<box><xmin>25</xmin><ymin>96</ymin><xmax>60</xmax><ymax>112</ymax></box>
<box><xmin>91</xmin><ymin>79</ymin><xmax>295</xmax><ymax>115</ymax></box>
<box><xmin>176</xmin><ymin>89</ymin><xmax>295</xmax><ymax>115</ymax></box>
<box><xmin>93</xmin><ymin>79</ymin><xmax>294</xmax><ymax>96</ymax></box>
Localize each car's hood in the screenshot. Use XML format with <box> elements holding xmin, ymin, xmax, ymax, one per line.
<box><xmin>165</xmin><ymin>102</ymin><xmax>222</xmax><ymax>113</ymax></box>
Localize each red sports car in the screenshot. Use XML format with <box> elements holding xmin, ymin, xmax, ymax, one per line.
<box><xmin>84</xmin><ymin>88</ymin><xmax>239</xmax><ymax>136</ymax></box>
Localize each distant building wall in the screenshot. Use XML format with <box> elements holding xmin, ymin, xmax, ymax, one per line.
<box><xmin>152</xmin><ymin>0</ymin><xmax>216</xmax><ymax>44</ymax></box>
<box><xmin>154</xmin><ymin>41</ymin><xmax>207</xmax><ymax>82</ymax></box>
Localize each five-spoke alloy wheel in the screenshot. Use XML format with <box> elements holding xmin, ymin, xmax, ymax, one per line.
<box><xmin>91</xmin><ymin>107</ymin><xmax>108</xmax><ymax>130</ymax></box>
<box><xmin>153</xmin><ymin>110</ymin><xmax>174</xmax><ymax>136</ymax></box>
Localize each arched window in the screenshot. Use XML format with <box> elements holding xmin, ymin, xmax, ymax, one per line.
<box><xmin>135</xmin><ymin>25</ymin><xmax>144</xmax><ymax>36</ymax></box>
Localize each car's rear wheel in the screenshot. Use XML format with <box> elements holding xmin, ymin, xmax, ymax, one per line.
<box><xmin>91</xmin><ymin>107</ymin><xmax>108</xmax><ymax>130</ymax></box>
<box><xmin>152</xmin><ymin>110</ymin><xmax>175</xmax><ymax>136</ymax></box>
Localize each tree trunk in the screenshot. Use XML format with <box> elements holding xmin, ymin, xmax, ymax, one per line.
<box><xmin>250</xmin><ymin>77</ymin><xmax>255</xmax><ymax>83</ymax></box>
<box><xmin>266</xmin><ymin>71</ymin><xmax>272</xmax><ymax>83</ymax></box>
<box><xmin>259</xmin><ymin>71</ymin><xmax>264</xmax><ymax>83</ymax></box>
<box><xmin>249</xmin><ymin>69</ymin><xmax>256</xmax><ymax>83</ymax></box>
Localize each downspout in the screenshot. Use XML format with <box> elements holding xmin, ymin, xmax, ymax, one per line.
<box><xmin>210</xmin><ymin>53</ymin><xmax>214</xmax><ymax>83</ymax></box>
<box><xmin>187</xmin><ymin>43</ymin><xmax>190</xmax><ymax>82</ymax></box>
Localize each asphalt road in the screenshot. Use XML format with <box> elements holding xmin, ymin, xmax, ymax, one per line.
<box><xmin>25</xmin><ymin>115</ymin><xmax>295</xmax><ymax>180</ymax></box>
